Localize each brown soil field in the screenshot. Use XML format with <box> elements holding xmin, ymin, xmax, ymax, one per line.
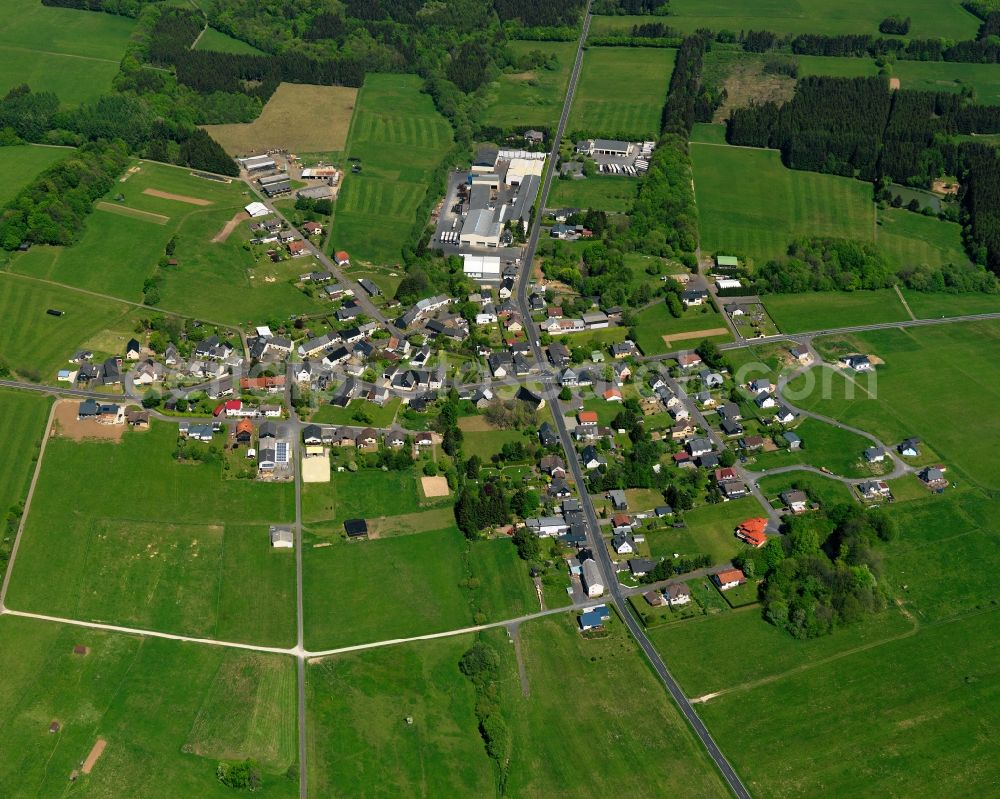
<box><xmin>662</xmin><ymin>327</ymin><xmax>730</xmax><ymax>347</ymax></box>
<box><xmin>143</xmin><ymin>188</ymin><xmax>212</xmax><ymax>206</ymax></box>
<box><xmin>420</xmin><ymin>475</ymin><xmax>450</xmax><ymax>498</ymax></box>
<box><xmin>81</xmin><ymin>739</ymin><xmax>107</xmax><ymax>774</ymax></box>
<box><xmin>203</xmin><ymin>83</ymin><xmax>357</xmax><ymax>155</ymax></box>
<box><xmin>52</xmin><ymin>400</ymin><xmax>125</xmax><ymax>442</ymax></box>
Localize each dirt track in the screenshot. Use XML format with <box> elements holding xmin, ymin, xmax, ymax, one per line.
<box><xmin>81</xmin><ymin>739</ymin><xmax>107</xmax><ymax>774</ymax></box>
<box><xmin>143</xmin><ymin>188</ymin><xmax>212</xmax><ymax>206</ymax></box>
<box><xmin>212</xmin><ymin>211</ymin><xmax>249</xmax><ymax>243</ymax></box>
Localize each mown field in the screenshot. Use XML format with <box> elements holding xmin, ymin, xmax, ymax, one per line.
<box><xmin>302</xmin><ymin>526</ymin><xmax>536</xmax><ymax>649</ymax></box>
<box><xmin>194</xmin><ymin>26</ymin><xmax>264</xmax><ymax>54</ymax></box>
<box><xmin>0</xmin><ymin>0</ymin><xmax>134</xmax><ymax>105</ymax></box>
<box><xmin>481</xmin><ymin>40</ymin><xmax>576</xmax><ymax>129</ymax></box>
<box><xmin>568</xmin><ymin>47</ymin><xmax>675</xmax><ymax>140</ymax></box>
<box><xmin>750</xmin><ymin>417</ymin><xmax>875</xmax><ymax>477</ymax></box>
<box><xmin>548</xmin><ymin>173</ymin><xmax>639</xmax><ymax>213</ymax></box>
<box><xmin>648</xmin><ymin>495</ymin><xmax>762</xmax><ymax>564</ymax></box>
<box><xmin>5</xmin><ymin>423</ymin><xmax>297</xmax><ymax>645</ymax></box>
<box><xmin>11</xmin><ymin>160</ymin><xmax>327</xmax><ymax>323</ymax></box>
<box><xmin>302</xmin><ymin>465</ymin><xmax>448</xmax><ymax>524</ymax></box>
<box><xmin>692</xmin><ymin>143</ymin><xmax>874</xmax><ymax>267</ymax></box>
<box><xmin>876</xmin><ymin>207</ymin><xmax>970</xmax><ymax>270</ymax></box>
<box><xmin>764</xmin><ymin>289</ymin><xmax>910</xmax><ymax>333</ymax></box>
<box><xmin>204</xmin><ymin>82</ymin><xmax>356</xmax><ymax>155</ymax></box>
<box><xmin>0</xmin><ymin>144</ymin><xmax>70</xmax><ymax>205</ymax></box>
<box><xmin>900</xmin><ymin>289</ymin><xmax>1000</xmax><ymax>317</ymax></box>
<box><xmin>0</xmin><ymin>616</ymin><xmax>298</xmax><ymax>798</ymax></box>
<box><xmin>591</xmin><ymin>0</ymin><xmax>979</xmax><ymax>38</ymax></box>
<box><xmin>330</xmin><ymin>74</ymin><xmax>453</xmax><ymax>265</ymax></box>
<box><xmin>0</xmin><ymin>274</ymin><xmax>143</xmax><ymax>382</ymax></box>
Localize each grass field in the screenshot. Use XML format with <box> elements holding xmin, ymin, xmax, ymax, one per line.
<box><xmin>505</xmin><ymin>614</ymin><xmax>730</xmax><ymax>797</ymax></box>
<box><xmin>0</xmin><ymin>144</ymin><xmax>70</xmax><ymax>205</ymax></box>
<box><xmin>457</xmin><ymin>416</ymin><xmax>528</xmax><ymax>460</ymax></box>
<box><xmin>11</xmin><ymin>160</ymin><xmax>327</xmax><ymax>323</ymax></box>
<box><xmin>0</xmin><ymin>274</ymin><xmax>143</xmax><ymax>382</ymax></box>
<box><xmin>0</xmin><ymin>0</ymin><xmax>135</xmax><ymax>106</ymax></box>
<box><xmin>632</xmin><ymin>299</ymin><xmax>732</xmax><ymax>355</ymax></box>
<box><xmin>302</xmin><ymin>526</ymin><xmax>536</xmax><ymax>649</ymax></box>
<box><xmin>692</xmin><ymin>143</ymin><xmax>875</xmax><ymax>267</ymax></box>
<box><xmin>690</xmin><ymin>122</ymin><xmax>728</xmax><ymax>144</ymax></box>
<box><xmin>330</xmin><ymin>74</ymin><xmax>453</xmax><ymax>265</ymax></box>
<box><xmin>568</xmin><ymin>47</ymin><xmax>675</xmax><ymax>140</ymax></box>
<box><xmin>302</xmin><ymin>465</ymin><xmax>445</xmax><ymax>525</ymax></box>
<box><xmin>764</xmin><ymin>289</ymin><xmax>910</xmax><ymax>333</ymax></box>
<box><xmin>900</xmin><ymin>289</ymin><xmax>1000</xmax><ymax>318</ymax></box>
<box><xmin>648</xmin><ymin>496</ymin><xmax>762</xmax><ymax>564</ymax></box>
<box><xmin>0</xmin><ymin>390</ymin><xmax>50</xmax><ymax>548</ymax></box>
<box><xmin>204</xmin><ymin>83</ymin><xmax>356</xmax><ymax>155</ymax></box>
<box><xmin>194</xmin><ymin>27</ymin><xmax>264</xmax><ymax>55</ymax></box>
<box><xmin>310</xmin><ymin>397</ymin><xmax>401</xmax><ymax>427</ymax></box>
<box><xmin>591</xmin><ymin>0</ymin><xmax>979</xmax><ymax>39</ymax></box>
<box><xmin>0</xmin><ymin>615</ymin><xmax>297</xmax><ymax>798</ymax></box>
<box><xmin>481</xmin><ymin>40</ymin><xmax>576</xmax><ymax>129</ymax></box>
<box><xmin>756</xmin><ymin>470</ymin><xmax>855</xmax><ymax>509</ymax></box>
<box><xmin>6</xmin><ymin>423</ymin><xmax>296</xmax><ymax>645</ymax></box>
<box><xmin>877</xmin><ymin>207</ymin><xmax>970</xmax><ymax>270</ymax></box>
<box><xmin>548</xmin><ymin>174</ymin><xmax>639</xmax><ymax>213</ymax></box>
<box><xmin>786</xmin><ymin>321</ymin><xmax>1000</xmax><ymax>489</ymax></box>
<box><xmin>307</xmin><ymin>633</ymin><xmax>495</xmax><ymax>797</ymax></box>
<box><xmin>750</xmin><ymin>417</ymin><xmax>875</xmax><ymax>477</ymax></box>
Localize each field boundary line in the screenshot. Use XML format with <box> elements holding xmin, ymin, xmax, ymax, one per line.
<box><xmin>0</xmin><ymin>43</ymin><xmax>120</xmax><ymax>64</ymax></box>
<box><xmin>94</xmin><ymin>201</ymin><xmax>169</xmax><ymax>225</ymax></box>
<box><xmin>0</xmin><ymin>400</ymin><xmax>56</xmax><ymax>609</ymax></box>
<box><xmin>894</xmin><ymin>285</ymin><xmax>917</xmax><ymax>320</ymax></box>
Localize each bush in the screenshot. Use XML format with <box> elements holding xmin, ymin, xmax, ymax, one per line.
<box><xmin>217</xmin><ymin>759</ymin><xmax>262</xmax><ymax>791</ymax></box>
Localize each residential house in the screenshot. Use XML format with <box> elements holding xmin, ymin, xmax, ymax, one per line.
<box><xmin>773</xmin><ymin>406</ymin><xmax>797</xmax><ymax>424</ymax></box>
<box><xmin>270</xmin><ymin>526</ymin><xmax>294</xmax><ymax>548</ymax></box>
<box><xmin>781</xmin><ymin>490</ymin><xmax>809</xmax><ymax>513</ymax></box>
<box><xmin>125</xmin><ymin>409</ymin><xmax>150</xmax><ymax>428</ymax></box>
<box><xmin>841</xmin><ymin>354</ymin><xmax>873</xmax><ymax>372</ymax></box>
<box><xmin>858</xmin><ymin>480</ymin><xmax>892</xmax><ymax>500</ymax></box>
<box><xmin>611</xmin><ymin>533</ymin><xmax>635</xmax><ymax>556</ymax></box>
<box><xmin>713</xmin><ymin>568</ymin><xmax>747</xmax><ymax>591</ymax></box>
<box><xmin>720</xmin><ymin>481</ymin><xmax>748</xmax><ymax>500</ymax></box>
<box><xmin>580</xmin><ymin>445</ymin><xmax>607</xmax><ymax>470</ymax></box>
<box><xmin>581</xmin><ymin>559</ymin><xmax>604</xmax><ymax>598</ymax></box>
<box><xmin>720</xmin><ymin>418</ymin><xmax>744</xmax><ymax>437</ymax></box>
<box><xmin>677</xmin><ymin>352</ymin><xmax>702</xmax><ymax>370</ymax></box>
<box><xmin>540</xmin><ymin>454</ymin><xmax>567</xmax><ymax>478</ymax></box>
<box><xmin>644</xmin><ymin>590</ymin><xmax>666</xmax><ymax>607</ymax></box>
<box><xmin>920</xmin><ymin>466</ymin><xmax>947</xmax><ymax>489</ymax></box>
<box><xmin>719</xmin><ymin>402</ymin><xmax>742</xmax><ymax>422</ymax></box>
<box><xmin>611</xmin><ymin>340</ymin><xmax>637</xmax><ymax>359</ymax></box>
<box><xmin>665</xmin><ymin>583</ymin><xmax>692</xmax><ymax>606</ymax></box>
<box><xmin>898</xmin><ymin>438</ymin><xmax>921</xmax><ymax>457</ymax></box>
<box><xmin>681</xmin><ymin>289</ymin><xmax>708</xmax><ymax>306</ymax></box>
<box><xmin>125</xmin><ymin>338</ymin><xmax>141</xmax><ymax>360</ymax></box>
<box><xmin>344</xmin><ymin>518</ymin><xmax>368</xmax><ymax>538</ymax></box>
<box><xmin>548</xmin><ymin>342</ymin><xmax>571</xmax><ymax>368</ymax></box>
<box><xmin>538</xmin><ymin>421</ymin><xmax>559</xmax><ymax>448</ymax></box>
<box><xmin>629</xmin><ymin>559</ymin><xmax>658</xmax><ymax>578</ymax></box>
<box><xmin>864</xmin><ymin>446</ymin><xmax>886</xmax><ymax>463</ymax></box>
<box><xmin>741</xmin><ymin>435</ymin><xmax>765</xmax><ymax>451</ymax></box>
<box><xmin>735</xmin><ymin>518</ymin><xmax>768</xmax><ymax>548</ymax></box>
<box><xmin>578</xmin><ymin>603</ymin><xmax>610</xmax><ymax>631</ymax></box>
<box><xmin>608</xmin><ymin>489</ymin><xmax>628</xmax><ymax>511</ymax></box>
<box><xmin>687</xmin><ymin>438</ymin><xmax>713</xmax><ymax>457</ymax></box>
<box><xmin>526</xmin><ymin>516</ymin><xmax>570</xmax><ymax>537</ymax></box>
<box><xmin>782</xmin><ymin>431</ymin><xmax>802</xmax><ymax>450</ymax></box>
<box><xmin>755</xmin><ymin>392</ymin><xmax>777</xmax><ymax>409</ymax></box>
<box><xmin>236</xmin><ymin>419</ymin><xmax>254</xmax><ymax>443</ymax></box>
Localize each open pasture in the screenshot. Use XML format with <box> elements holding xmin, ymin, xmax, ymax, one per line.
<box><xmin>0</xmin><ymin>274</ymin><xmax>143</xmax><ymax>382</ymax></box>
<box><xmin>568</xmin><ymin>47</ymin><xmax>675</xmax><ymax>140</ymax></box>
<box><xmin>329</xmin><ymin>74</ymin><xmax>453</xmax><ymax>265</ymax></box>
<box><xmin>5</xmin><ymin>423</ymin><xmax>296</xmax><ymax>645</ymax></box>
<box><xmin>692</xmin><ymin>143</ymin><xmax>875</xmax><ymax>267</ymax></box>
<box><xmin>0</xmin><ymin>615</ymin><xmax>297</xmax><ymax>798</ymax></box>
<box><xmin>548</xmin><ymin>174</ymin><xmax>639</xmax><ymax>213</ymax></box>
<box><xmin>876</xmin><ymin>207</ymin><xmax>969</xmax><ymax>271</ymax></box>
<box><xmin>632</xmin><ymin>299</ymin><xmax>731</xmax><ymax>355</ymax></box>
<box><xmin>648</xmin><ymin>496</ymin><xmax>763</xmax><ymax>565</ymax></box>
<box><xmin>194</xmin><ymin>27</ymin><xmax>264</xmax><ymax>55</ymax></box>
<box><xmin>750</xmin><ymin>417</ymin><xmax>875</xmax><ymax>477</ymax></box>
<box><xmin>204</xmin><ymin>83</ymin><xmax>356</xmax><ymax>156</ymax></box>
<box><xmin>0</xmin><ymin>0</ymin><xmax>135</xmax><ymax>106</ymax></box>
<box><xmin>0</xmin><ymin>390</ymin><xmax>51</xmax><ymax>536</ymax></box>
<box><xmin>0</xmin><ymin>145</ymin><xmax>69</xmax><ymax>206</ymax></box>
<box><xmin>592</xmin><ymin>0</ymin><xmax>979</xmax><ymax>39</ymax></box>
<box><xmin>302</xmin><ymin>466</ymin><xmax>442</xmax><ymax>525</ymax></box>
<box><xmin>482</xmin><ymin>40</ymin><xmax>576</xmax><ymax>129</ymax></box>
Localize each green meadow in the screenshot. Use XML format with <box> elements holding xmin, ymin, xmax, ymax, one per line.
<box><xmin>750</xmin><ymin>417</ymin><xmax>875</xmax><ymax>477</ymax></box>
<box><xmin>481</xmin><ymin>40</ymin><xmax>577</xmax><ymax>129</ymax></box>
<box><xmin>0</xmin><ymin>0</ymin><xmax>136</xmax><ymax>106</ymax></box>
<box><xmin>591</xmin><ymin>0</ymin><xmax>979</xmax><ymax>39</ymax></box>
<box><xmin>632</xmin><ymin>299</ymin><xmax>732</xmax><ymax>355</ymax></box>
<box><xmin>648</xmin><ymin>496</ymin><xmax>763</xmax><ymax>564</ymax></box>
<box><xmin>330</xmin><ymin>74</ymin><xmax>454</xmax><ymax>265</ymax></box>
<box><xmin>900</xmin><ymin>289</ymin><xmax>1000</xmax><ymax>318</ymax></box>
<box><xmin>0</xmin><ymin>390</ymin><xmax>51</xmax><ymax>554</ymax></box>
<box><xmin>6</xmin><ymin>423</ymin><xmax>297</xmax><ymax>645</ymax></box>
<box><xmin>764</xmin><ymin>289</ymin><xmax>910</xmax><ymax>333</ymax></box>
<box><xmin>548</xmin><ymin>174</ymin><xmax>640</xmax><ymax>213</ymax></box>
<box><xmin>0</xmin><ymin>144</ymin><xmax>70</xmax><ymax>205</ymax></box>
<box><xmin>194</xmin><ymin>27</ymin><xmax>264</xmax><ymax>54</ymax></box>
<box><xmin>302</xmin><ymin>527</ymin><xmax>536</xmax><ymax>649</ymax></box>
<box><xmin>692</xmin><ymin>142</ymin><xmax>875</xmax><ymax>267</ymax></box>
<box><xmin>10</xmin><ymin>160</ymin><xmax>327</xmax><ymax>324</ymax></box>
<box><xmin>0</xmin><ymin>615</ymin><xmax>297</xmax><ymax>798</ymax></box>
<box><xmin>568</xmin><ymin>47</ymin><xmax>675</xmax><ymax>140</ymax></box>
<box><xmin>0</xmin><ymin>274</ymin><xmax>144</xmax><ymax>382</ymax></box>
<box><xmin>877</xmin><ymin>207</ymin><xmax>970</xmax><ymax>270</ymax></box>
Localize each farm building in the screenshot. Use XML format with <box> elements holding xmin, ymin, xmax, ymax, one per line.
<box><xmin>460</xmin><ymin>208</ymin><xmax>503</xmax><ymax>248</ymax></box>
<box><xmin>578</xmin><ymin>604</ymin><xmax>610</xmax><ymax>631</ymax></box>
<box><xmin>238</xmin><ymin>154</ymin><xmax>276</xmax><ymax>172</ymax></box>
<box><xmin>296</xmin><ymin>184</ymin><xmax>334</xmax><ymax>200</ymax></box>
<box><xmin>344</xmin><ymin>518</ymin><xmax>368</xmax><ymax>538</ymax></box>
<box><xmin>715</xmin><ymin>255</ymin><xmax>739</xmax><ymax>271</ymax></box>
<box><xmin>576</xmin><ymin>139</ymin><xmax>633</xmax><ymax>157</ymax></box>
<box><xmin>245</xmin><ymin>201</ymin><xmax>270</xmax><ymax>218</ymax></box>
<box><xmin>581</xmin><ymin>559</ymin><xmax>604</xmax><ymax>598</ymax></box>
<box><xmin>462</xmin><ymin>253</ymin><xmax>501</xmax><ymax>281</ymax></box>
<box><xmin>269</xmin><ymin>526</ymin><xmax>294</xmax><ymax>548</ymax></box>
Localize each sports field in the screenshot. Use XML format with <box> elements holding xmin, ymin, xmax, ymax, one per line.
<box><xmin>194</xmin><ymin>27</ymin><xmax>264</xmax><ymax>55</ymax></box>
<box><xmin>204</xmin><ymin>83</ymin><xmax>357</xmax><ymax>155</ymax></box>
<box><xmin>0</xmin><ymin>615</ymin><xmax>298</xmax><ymax>798</ymax></box>
<box><xmin>591</xmin><ymin>0</ymin><xmax>979</xmax><ymax>39</ymax></box>
<box><xmin>0</xmin><ymin>145</ymin><xmax>70</xmax><ymax>205</ymax></box>
<box><xmin>5</xmin><ymin>423</ymin><xmax>297</xmax><ymax>645</ymax></box>
<box><xmin>481</xmin><ymin>40</ymin><xmax>576</xmax><ymax>129</ymax></box>
<box><xmin>764</xmin><ymin>289</ymin><xmax>910</xmax><ymax>333</ymax></box>
<box><xmin>876</xmin><ymin>207</ymin><xmax>970</xmax><ymax>270</ymax></box>
<box><xmin>11</xmin><ymin>160</ymin><xmax>328</xmax><ymax>323</ymax></box>
<box><xmin>0</xmin><ymin>274</ymin><xmax>143</xmax><ymax>382</ymax></box>
<box><xmin>302</xmin><ymin>527</ymin><xmax>536</xmax><ymax>649</ymax></box>
<box><xmin>0</xmin><ymin>0</ymin><xmax>135</xmax><ymax>106</ymax></box>
<box><xmin>692</xmin><ymin>143</ymin><xmax>875</xmax><ymax>267</ymax></box>
<box><xmin>548</xmin><ymin>174</ymin><xmax>639</xmax><ymax>213</ymax></box>
<box><xmin>330</xmin><ymin>74</ymin><xmax>453</xmax><ymax>265</ymax></box>
<box><xmin>568</xmin><ymin>47</ymin><xmax>675</xmax><ymax>140</ymax></box>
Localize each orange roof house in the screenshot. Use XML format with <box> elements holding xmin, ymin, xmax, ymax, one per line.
<box><xmin>713</xmin><ymin>568</ymin><xmax>747</xmax><ymax>590</ymax></box>
<box><xmin>578</xmin><ymin>411</ymin><xmax>598</xmax><ymax>425</ymax></box>
<box><xmin>735</xmin><ymin>517</ymin><xmax>769</xmax><ymax>548</ymax></box>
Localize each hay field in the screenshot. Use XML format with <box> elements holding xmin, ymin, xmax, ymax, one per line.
<box><xmin>205</xmin><ymin>83</ymin><xmax>357</xmax><ymax>155</ymax></box>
